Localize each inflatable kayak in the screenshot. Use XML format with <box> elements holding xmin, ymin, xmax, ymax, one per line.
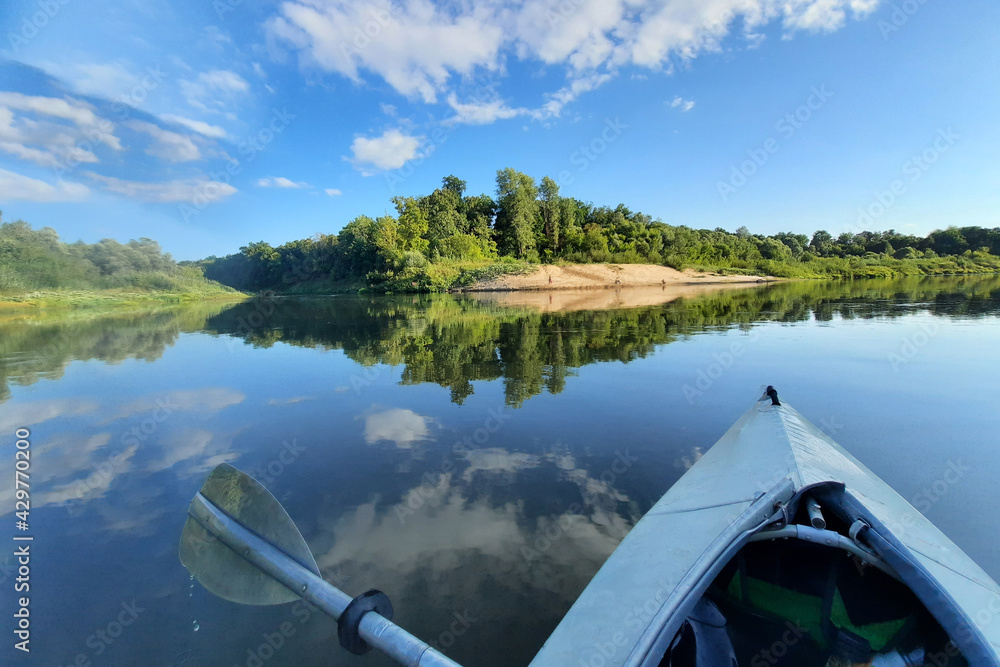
<box><xmin>528</xmin><ymin>387</ymin><xmax>1000</xmax><ymax>666</ymax></box>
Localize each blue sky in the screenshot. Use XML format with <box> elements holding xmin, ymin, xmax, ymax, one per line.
<box><xmin>1</xmin><ymin>0</ymin><xmax>997</xmax><ymax>260</ymax></box>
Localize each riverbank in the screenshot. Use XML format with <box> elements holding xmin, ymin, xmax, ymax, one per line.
<box><xmin>0</xmin><ymin>288</ymin><xmax>247</xmax><ymax>310</ymax></box>
<box><xmin>458</xmin><ymin>264</ymin><xmax>773</xmax><ymax>291</ymax></box>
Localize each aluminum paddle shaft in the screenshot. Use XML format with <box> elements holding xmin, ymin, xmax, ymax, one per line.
<box><xmin>188</xmin><ymin>492</ymin><xmax>463</xmax><ymax>667</ymax></box>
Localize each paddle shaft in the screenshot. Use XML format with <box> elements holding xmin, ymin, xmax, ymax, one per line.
<box><xmin>189</xmin><ymin>493</ymin><xmax>463</xmax><ymax>667</ymax></box>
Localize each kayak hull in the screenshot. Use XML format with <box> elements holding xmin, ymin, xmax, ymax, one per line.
<box><xmin>527</xmin><ymin>393</ymin><xmax>1000</xmax><ymax>666</ymax></box>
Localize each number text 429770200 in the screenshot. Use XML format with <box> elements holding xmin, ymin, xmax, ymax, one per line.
<box><xmin>14</xmin><ymin>427</ymin><xmax>32</xmax><ymax>653</ymax></box>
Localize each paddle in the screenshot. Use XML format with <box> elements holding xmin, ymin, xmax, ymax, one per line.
<box><xmin>179</xmin><ymin>462</ymin><xmax>463</xmax><ymax>667</ymax></box>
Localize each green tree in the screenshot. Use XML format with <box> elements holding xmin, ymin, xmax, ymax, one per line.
<box><xmin>539</xmin><ymin>176</ymin><xmax>561</xmax><ymax>255</ymax></box>
<box><xmin>391</xmin><ymin>197</ymin><xmax>430</xmax><ymax>256</ymax></box>
<box><xmin>373</xmin><ymin>215</ymin><xmax>403</xmax><ymax>265</ymax></box>
<box><xmin>420</xmin><ymin>188</ymin><xmax>464</xmax><ymax>255</ymax></box>
<box><xmin>810</xmin><ymin>230</ymin><xmax>834</xmax><ymax>256</ymax></box>
<box><xmin>336</xmin><ymin>216</ymin><xmax>381</xmax><ymax>277</ymax></box>
<box><xmin>494</xmin><ymin>168</ymin><xmax>539</xmax><ymax>258</ymax></box>
<box><xmin>442</xmin><ymin>175</ymin><xmax>467</xmax><ymax>198</ymax></box>
<box><xmin>463</xmin><ymin>193</ymin><xmax>497</xmax><ymax>240</ymax></box>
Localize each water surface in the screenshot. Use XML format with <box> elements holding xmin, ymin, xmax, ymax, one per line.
<box><xmin>2</xmin><ymin>276</ymin><xmax>999</xmax><ymax>666</ymax></box>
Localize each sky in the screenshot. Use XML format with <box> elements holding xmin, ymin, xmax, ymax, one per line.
<box><xmin>0</xmin><ymin>0</ymin><xmax>998</xmax><ymax>260</ymax></box>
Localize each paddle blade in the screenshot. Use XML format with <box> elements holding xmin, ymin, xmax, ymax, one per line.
<box><xmin>179</xmin><ymin>462</ymin><xmax>321</xmax><ymax>605</ymax></box>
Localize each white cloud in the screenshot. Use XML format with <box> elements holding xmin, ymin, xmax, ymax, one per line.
<box><xmin>445</xmin><ymin>94</ymin><xmax>526</xmax><ymax>125</ymax></box>
<box><xmin>64</xmin><ymin>62</ymin><xmax>146</xmax><ymax>99</ymax></box>
<box><xmin>0</xmin><ymin>92</ymin><xmax>122</xmax><ymax>168</ymax></box>
<box><xmin>325</xmin><ymin>188</ymin><xmax>342</xmax><ymax>196</ymax></box>
<box><xmin>84</xmin><ymin>172</ymin><xmax>238</xmax><ymax>203</ymax></box>
<box><xmin>128</xmin><ymin>120</ymin><xmax>202</xmax><ymax>162</ymax></box>
<box><xmin>266</xmin><ymin>0</ymin><xmax>505</xmax><ymax>103</ymax></box>
<box><xmin>160</xmin><ymin>114</ymin><xmax>228</xmax><ymax>139</ymax></box>
<box><xmin>782</xmin><ymin>0</ymin><xmax>880</xmax><ymax>31</ymax></box>
<box><xmin>669</xmin><ymin>96</ymin><xmax>696</xmax><ymax>112</ymax></box>
<box><xmin>256</xmin><ymin>176</ymin><xmax>310</xmax><ymax>188</ymax></box>
<box><xmin>0</xmin><ymin>397</ymin><xmax>98</xmax><ymax>432</ymax></box>
<box><xmin>515</xmin><ymin>0</ymin><xmax>626</xmax><ymax>71</ymax></box>
<box><xmin>180</xmin><ymin>69</ymin><xmax>250</xmax><ymax>113</ymax></box>
<box><xmin>537</xmin><ymin>72</ymin><xmax>613</xmax><ymax>118</ymax></box>
<box><xmin>348</xmin><ymin>128</ymin><xmax>422</xmax><ymax>172</ymax></box>
<box><xmin>0</xmin><ymin>91</ymin><xmax>103</xmax><ymax>129</ymax></box>
<box><xmin>267</xmin><ymin>0</ymin><xmax>882</xmax><ymax>121</ymax></box>
<box><xmin>0</xmin><ymin>168</ymin><xmax>90</xmax><ymax>202</ymax></box>
<box><xmin>195</xmin><ymin>69</ymin><xmax>250</xmax><ymax>93</ymax></box>
<box><xmin>146</xmin><ymin>428</ymin><xmax>238</xmax><ymax>475</ymax></box>
<box><xmin>108</xmin><ymin>387</ymin><xmax>246</xmax><ymax>420</ymax></box>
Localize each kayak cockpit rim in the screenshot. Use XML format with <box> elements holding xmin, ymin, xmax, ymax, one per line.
<box><xmin>629</xmin><ymin>479</ymin><xmax>997</xmax><ymax>667</ymax></box>
<box><xmin>625</xmin><ymin>477</ymin><xmax>797</xmax><ymax>666</ymax></box>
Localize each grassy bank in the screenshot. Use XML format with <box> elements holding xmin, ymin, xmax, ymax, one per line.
<box><xmin>0</xmin><ymin>280</ymin><xmax>245</xmax><ymax>309</ymax></box>
<box><xmin>690</xmin><ymin>251</ymin><xmax>1000</xmax><ymax>280</ymax></box>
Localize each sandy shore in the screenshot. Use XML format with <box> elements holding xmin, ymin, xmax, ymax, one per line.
<box><xmin>462</xmin><ymin>264</ymin><xmax>772</xmax><ymax>291</ymax></box>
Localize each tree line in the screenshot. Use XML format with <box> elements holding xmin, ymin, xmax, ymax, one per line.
<box><xmin>0</xmin><ymin>215</ymin><xmax>228</xmax><ymax>294</ymax></box>
<box><xmin>193</xmin><ymin>169</ymin><xmax>1000</xmax><ymax>292</ymax></box>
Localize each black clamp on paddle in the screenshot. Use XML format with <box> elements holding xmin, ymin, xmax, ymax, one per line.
<box><xmin>337</xmin><ymin>589</ymin><xmax>394</xmax><ymax>655</ymax></box>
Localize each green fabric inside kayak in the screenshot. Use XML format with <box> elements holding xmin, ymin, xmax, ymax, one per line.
<box><xmin>725</xmin><ymin>571</ymin><xmax>908</xmax><ymax>651</ymax></box>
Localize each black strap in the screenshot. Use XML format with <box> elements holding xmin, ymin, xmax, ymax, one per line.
<box><xmin>337</xmin><ymin>589</ymin><xmax>394</xmax><ymax>655</ymax></box>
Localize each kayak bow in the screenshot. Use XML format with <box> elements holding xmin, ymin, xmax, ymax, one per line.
<box><xmin>528</xmin><ymin>387</ymin><xmax>1000</xmax><ymax>666</ymax></box>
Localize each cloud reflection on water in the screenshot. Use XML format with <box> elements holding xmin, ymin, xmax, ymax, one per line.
<box><xmin>362</xmin><ymin>407</ymin><xmax>433</xmax><ymax>448</ymax></box>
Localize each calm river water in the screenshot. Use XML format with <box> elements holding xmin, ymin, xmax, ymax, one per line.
<box><xmin>2</xmin><ymin>276</ymin><xmax>999</xmax><ymax>666</ymax></box>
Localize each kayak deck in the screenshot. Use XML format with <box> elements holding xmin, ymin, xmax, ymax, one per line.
<box><xmin>527</xmin><ymin>390</ymin><xmax>1000</xmax><ymax>666</ymax></box>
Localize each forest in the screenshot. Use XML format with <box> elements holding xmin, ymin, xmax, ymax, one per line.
<box><xmin>0</xmin><ymin>215</ymin><xmax>237</xmax><ymax>302</ymax></box>
<box><xmin>3</xmin><ymin>167</ymin><xmax>1000</xmax><ymax>298</ymax></box>
<box><xmin>193</xmin><ymin>169</ymin><xmax>1000</xmax><ymax>293</ymax></box>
